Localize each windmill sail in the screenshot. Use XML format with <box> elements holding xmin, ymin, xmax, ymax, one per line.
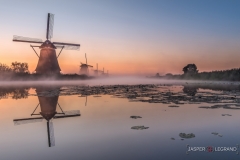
<box><xmin>13</xmin><ymin>117</ymin><xmax>43</xmax><ymax>125</ymax></box>
<box><xmin>54</xmin><ymin>110</ymin><xmax>80</xmax><ymax>119</ymax></box>
<box><xmin>85</xmin><ymin>53</ymin><xmax>93</xmax><ymax>67</ymax></box>
<box><xmin>46</xmin><ymin>13</ymin><xmax>54</xmax><ymax>40</ymax></box>
<box><xmin>54</xmin><ymin>42</ymin><xmax>80</xmax><ymax>50</ymax></box>
<box><xmin>63</xmin><ymin>110</ymin><xmax>80</xmax><ymax>115</ymax></box>
<box><xmin>13</xmin><ymin>35</ymin><xmax>42</xmax><ymax>43</ymax></box>
<box><xmin>47</xmin><ymin>121</ymin><xmax>55</xmax><ymax>147</ymax></box>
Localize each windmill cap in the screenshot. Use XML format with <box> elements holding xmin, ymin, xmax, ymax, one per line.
<box><xmin>40</xmin><ymin>112</ymin><xmax>57</xmax><ymax>121</ymax></box>
<box><xmin>40</xmin><ymin>40</ymin><xmax>56</xmax><ymax>49</ymax></box>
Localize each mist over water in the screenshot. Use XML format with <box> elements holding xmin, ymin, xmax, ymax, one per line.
<box><xmin>0</xmin><ymin>76</ymin><xmax>239</xmax><ymax>87</ymax></box>
<box><xmin>0</xmin><ymin>76</ymin><xmax>169</xmax><ymax>86</ymax></box>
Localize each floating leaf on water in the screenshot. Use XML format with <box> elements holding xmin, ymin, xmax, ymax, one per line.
<box><xmin>130</xmin><ymin>116</ymin><xmax>142</xmax><ymax>119</ymax></box>
<box><xmin>168</xmin><ymin>105</ymin><xmax>179</xmax><ymax>108</ymax></box>
<box><xmin>131</xmin><ymin>126</ymin><xmax>149</xmax><ymax>130</ymax></box>
<box><xmin>179</xmin><ymin>133</ymin><xmax>195</xmax><ymax>139</ymax></box>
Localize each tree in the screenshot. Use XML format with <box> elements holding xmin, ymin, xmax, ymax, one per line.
<box><xmin>0</xmin><ymin>63</ymin><xmax>12</xmax><ymax>73</ymax></box>
<box><xmin>11</xmin><ymin>62</ymin><xmax>29</xmax><ymax>74</ymax></box>
<box><xmin>182</xmin><ymin>64</ymin><xmax>198</xmax><ymax>75</ymax></box>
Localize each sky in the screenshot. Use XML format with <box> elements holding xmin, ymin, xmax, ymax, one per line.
<box><xmin>0</xmin><ymin>0</ymin><xmax>239</xmax><ymax>75</ymax></box>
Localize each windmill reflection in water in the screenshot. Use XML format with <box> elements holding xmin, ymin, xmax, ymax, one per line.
<box><xmin>13</xmin><ymin>87</ymin><xmax>81</xmax><ymax>147</ymax></box>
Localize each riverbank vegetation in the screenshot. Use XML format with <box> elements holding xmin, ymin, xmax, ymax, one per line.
<box><xmin>154</xmin><ymin>64</ymin><xmax>240</xmax><ymax>81</ymax></box>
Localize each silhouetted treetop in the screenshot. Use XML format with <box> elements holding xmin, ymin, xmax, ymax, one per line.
<box><xmin>183</xmin><ymin>64</ymin><xmax>198</xmax><ymax>74</ymax></box>
<box><xmin>11</xmin><ymin>62</ymin><xmax>29</xmax><ymax>74</ymax></box>
<box><xmin>0</xmin><ymin>63</ymin><xmax>12</xmax><ymax>73</ymax></box>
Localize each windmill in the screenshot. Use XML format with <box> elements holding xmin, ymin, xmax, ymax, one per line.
<box><xmin>13</xmin><ymin>87</ymin><xmax>80</xmax><ymax>147</ymax></box>
<box><xmin>101</xmin><ymin>67</ymin><xmax>105</xmax><ymax>75</ymax></box>
<box><xmin>12</xmin><ymin>13</ymin><xmax>80</xmax><ymax>74</ymax></box>
<box><xmin>93</xmin><ymin>63</ymin><xmax>99</xmax><ymax>76</ymax></box>
<box><xmin>80</xmin><ymin>53</ymin><xmax>93</xmax><ymax>75</ymax></box>
<box><xmin>93</xmin><ymin>63</ymin><xmax>105</xmax><ymax>76</ymax></box>
<box><xmin>101</xmin><ymin>68</ymin><xmax>109</xmax><ymax>76</ymax></box>
<box><xmin>93</xmin><ymin>63</ymin><xmax>101</xmax><ymax>76</ymax></box>
<box><xmin>79</xmin><ymin>88</ymin><xmax>89</xmax><ymax>106</ymax></box>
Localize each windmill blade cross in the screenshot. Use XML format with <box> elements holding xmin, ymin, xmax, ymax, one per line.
<box><xmin>46</xmin><ymin>13</ymin><xmax>54</xmax><ymax>40</ymax></box>
<box><xmin>13</xmin><ymin>35</ymin><xmax>43</xmax><ymax>43</ymax></box>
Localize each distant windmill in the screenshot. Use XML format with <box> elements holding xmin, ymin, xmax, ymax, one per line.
<box><xmin>12</xmin><ymin>13</ymin><xmax>80</xmax><ymax>74</ymax></box>
<box><xmin>80</xmin><ymin>53</ymin><xmax>93</xmax><ymax>75</ymax></box>
<box><xmin>93</xmin><ymin>63</ymin><xmax>101</xmax><ymax>76</ymax></box>
<box><xmin>13</xmin><ymin>87</ymin><xmax>80</xmax><ymax>147</ymax></box>
<box><xmin>101</xmin><ymin>67</ymin><xmax>105</xmax><ymax>75</ymax></box>
<box><xmin>78</xmin><ymin>87</ymin><xmax>90</xmax><ymax>106</ymax></box>
<box><xmin>93</xmin><ymin>63</ymin><xmax>98</xmax><ymax>76</ymax></box>
<box><xmin>101</xmin><ymin>68</ymin><xmax>109</xmax><ymax>76</ymax></box>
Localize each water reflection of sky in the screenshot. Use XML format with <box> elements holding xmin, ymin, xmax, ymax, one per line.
<box><xmin>0</xmin><ymin>85</ymin><xmax>239</xmax><ymax>160</ymax></box>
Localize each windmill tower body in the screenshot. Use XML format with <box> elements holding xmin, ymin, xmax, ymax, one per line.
<box><xmin>80</xmin><ymin>64</ymin><xmax>89</xmax><ymax>75</ymax></box>
<box><xmin>38</xmin><ymin>95</ymin><xmax>58</xmax><ymax>120</ymax></box>
<box><xmin>36</xmin><ymin>87</ymin><xmax>59</xmax><ymax>126</ymax></box>
<box><xmin>12</xmin><ymin>13</ymin><xmax>80</xmax><ymax>75</ymax></box>
<box><xmin>35</xmin><ymin>40</ymin><xmax>61</xmax><ymax>74</ymax></box>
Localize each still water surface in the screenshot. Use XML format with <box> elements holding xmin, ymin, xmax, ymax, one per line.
<box><xmin>0</xmin><ymin>83</ymin><xmax>239</xmax><ymax>160</ymax></box>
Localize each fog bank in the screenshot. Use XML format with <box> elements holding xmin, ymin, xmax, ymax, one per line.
<box><xmin>0</xmin><ymin>76</ymin><xmax>239</xmax><ymax>86</ymax></box>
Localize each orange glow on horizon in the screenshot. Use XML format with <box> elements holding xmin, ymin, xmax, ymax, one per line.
<box><xmin>1</xmin><ymin>33</ymin><xmax>240</xmax><ymax>76</ymax></box>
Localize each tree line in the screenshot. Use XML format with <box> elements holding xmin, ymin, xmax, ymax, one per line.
<box><xmin>0</xmin><ymin>62</ymin><xmax>29</xmax><ymax>74</ymax></box>
<box><xmin>0</xmin><ymin>86</ymin><xmax>29</xmax><ymax>99</ymax></box>
<box><xmin>181</xmin><ymin>64</ymin><xmax>240</xmax><ymax>81</ymax></box>
<box><xmin>0</xmin><ymin>62</ymin><xmax>91</xmax><ymax>80</ymax></box>
<box><xmin>156</xmin><ymin>63</ymin><xmax>240</xmax><ymax>81</ymax></box>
